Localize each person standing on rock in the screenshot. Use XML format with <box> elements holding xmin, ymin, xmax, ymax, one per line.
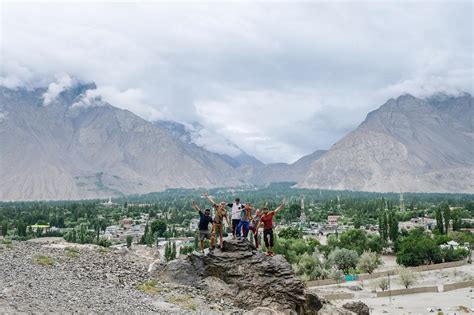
<box><xmin>249</xmin><ymin>209</ymin><xmax>262</xmax><ymax>248</ymax></box>
<box><xmin>202</xmin><ymin>192</ymin><xmax>230</xmax><ymax>251</ymax></box>
<box><xmin>236</xmin><ymin>203</ymin><xmax>253</xmax><ymax>240</ymax></box>
<box><xmin>192</xmin><ymin>201</ymin><xmax>213</xmax><ymax>252</ymax></box>
<box><xmin>259</xmin><ymin>199</ymin><xmax>286</xmax><ymax>256</ymax></box>
<box><xmin>227</xmin><ymin>198</ymin><xmax>242</xmax><ymax>239</ymax></box>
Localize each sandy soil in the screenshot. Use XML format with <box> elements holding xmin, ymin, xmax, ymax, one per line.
<box><xmin>312</xmin><ymin>262</ymin><xmax>473</xmax><ymax>314</ymax></box>
<box><xmin>337</xmin><ymin>287</ymin><xmax>474</xmax><ymax>315</ymax></box>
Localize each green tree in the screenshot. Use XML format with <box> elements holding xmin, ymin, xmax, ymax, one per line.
<box><xmin>151</xmin><ymin>220</ymin><xmax>167</xmax><ymax>237</ymax></box>
<box><xmin>193</xmin><ymin>233</ymin><xmax>199</xmax><ymax>250</ymax></box>
<box><xmin>16</xmin><ymin>220</ymin><xmax>27</xmax><ymax>237</ymax></box>
<box><xmin>388</xmin><ymin>211</ymin><xmax>399</xmax><ymax>242</ymax></box>
<box><xmin>293</xmin><ymin>252</ymin><xmax>331</xmax><ymax>281</ymax></box>
<box><xmin>278</xmin><ymin>227</ymin><xmax>302</xmax><ymax>239</ymax></box>
<box><xmin>442</xmin><ymin>203</ymin><xmax>450</xmax><ymax>234</ymax></box>
<box><xmin>164</xmin><ymin>242</ymin><xmax>171</xmax><ymax>260</ymax></box>
<box><xmin>396</xmin><ymin>228</ymin><xmax>442</xmax><ymax>266</ymax></box>
<box><xmin>140</xmin><ymin>223</ymin><xmax>149</xmax><ymax>244</ymax></box>
<box><xmin>435</xmin><ymin>207</ymin><xmax>444</xmax><ymax>234</ymax></box>
<box><xmin>338</xmin><ymin>229</ymin><xmax>367</xmax><ymax>255</ymax></box>
<box><xmin>288</xmin><ymin>204</ymin><xmax>302</xmax><ymax>221</ymax></box>
<box><xmin>172</xmin><ymin>242</ymin><xmax>177</xmax><ymax>260</ymax></box>
<box><xmin>328</xmin><ymin>248</ymin><xmax>359</xmax><ymax>274</ymax></box>
<box><xmin>164</xmin><ymin>241</ymin><xmax>176</xmax><ymax>261</ymax></box>
<box><xmin>398</xmin><ymin>268</ymin><xmax>417</xmax><ymax>288</ymax></box>
<box><xmin>126</xmin><ymin>235</ymin><xmax>133</xmax><ymax>248</ymax></box>
<box><xmin>451</xmin><ymin>209</ymin><xmax>462</xmax><ymax>231</ymax></box>
<box><xmin>1</xmin><ymin>221</ymin><xmax>8</xmax><ymax>237</ymax></box>
<box><xmin>357</xmin><ymin>251</ymin><xmax>383</xmax><ymax>274</ymax></box>
<box><xmin>367</xmin><ymin>234</ymin><xmax>384</xmax><ymax>253</ymax></box>
<box><xmin>376</xmin><ymin>277</ymin><xmax>389</xmax><ymax>291</ymax></box>
<box><xmin>378</xmin><ymin>212</ymin><xmax>388</xmax><ymax>242</ymax></box>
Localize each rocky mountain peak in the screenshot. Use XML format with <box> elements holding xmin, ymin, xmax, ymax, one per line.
<box><xmin>297</xmin><ymin>92</ymin><xmax>474</xmax><ymax>193</ymax></box>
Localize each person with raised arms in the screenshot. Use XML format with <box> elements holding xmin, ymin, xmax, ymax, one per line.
<box><xmin>202</xmin><ymin>192</ymin><xmax>230</xmax><ymax>251</ymax></box>
<box><xmin>259</xmin><ymin>199</ymin><xmax>287</xmax><ymax>256</ymax></box>
<box><xmin>227</xmin><ymin>198</ymin><xmax>243</xmax><ymax>239</ymax></box>
<box><xmin>249</xmin><ymin>208</ymin><xmax>262</xmax><ymax>248</ymax></box>
<box><xmin>191</xmin><ymin>200</ymin><xmax>213</xmax><ymax>252</ymax></box>
<box><xmin>236</xmin><ymin>203</ymin><xmax>253</xmax><ymax>240</ymax></box>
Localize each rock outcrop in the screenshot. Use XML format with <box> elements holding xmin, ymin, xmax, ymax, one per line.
<box><xmin>342</xmin><ymin>301</ymin><xmax>370</xmax><ymax>315</ymax></box>
<box><xmin>158</xmin><ymin>239</ymin><xmax>322</xmax><ymax>314</ymax></box>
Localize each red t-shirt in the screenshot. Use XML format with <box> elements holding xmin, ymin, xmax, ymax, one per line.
<box><xmin>260</xmin><ymin>212</ymin><xmax>275</xmax><ymax>230</ymax></box>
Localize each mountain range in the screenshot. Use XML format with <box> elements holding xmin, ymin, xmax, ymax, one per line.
<box><xmin>0</xmin><ymin>82</ymin><xmax>472</xmax><ymax>200</ymax></box>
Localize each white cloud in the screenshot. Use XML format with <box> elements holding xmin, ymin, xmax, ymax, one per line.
<box><xmin>92</xmin><ymin>86</ymin><xmax>164</xmax><ymax>121</ymax></box>
<box><xmin>42</xmin><ymin>74</ymin><xmax>75</xmax><ymax>105</ymax></box>
<box><xmin>189</xmin><ymin>125</ymin><xmax>242</xmax><ymax>158</ymax></box>
<box><xmin>1</xmin><ymin>1</ymin><xmax>472</xmax><ymax>162</ymax></box>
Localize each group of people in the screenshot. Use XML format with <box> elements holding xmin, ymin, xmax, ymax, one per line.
<box><xmin>192</xmin><ymin>192</ymin><xmax>286</xmax><ymax>256</ymax></box>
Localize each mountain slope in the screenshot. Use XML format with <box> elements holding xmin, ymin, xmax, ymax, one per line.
<box><xmin>155</xmin><ymin>120</ymin><xmax>264</xmax><ymax>168</ymax></box>
<box><xmin>249</xmin><ymin>150</ymin><xmax>327</xmax><ymax>184</ymax></box>
<box><xmin>297</xmin><ymin>93</ymin><xmax>474</xmax><ymax>193</ymax></box>
<box><xmin>0</xmin><ymin>85</ymin><xmax>244</xmax><ymax>200</ymax></box>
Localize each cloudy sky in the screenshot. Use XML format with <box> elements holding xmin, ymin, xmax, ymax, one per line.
<box><xmin>1</xmin><ymin>0</ymin><xmax>472</xmax><ymax>163</ymax></box>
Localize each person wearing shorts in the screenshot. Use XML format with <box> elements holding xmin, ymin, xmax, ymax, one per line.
<box><xmin>259</xmin><ymin>199</ymin><xmax>286</xmax><ymax>256</ymax></box>
<box><xmin>192</xmin><ymin>201</ymin><xmax>213</xmax><ymax>251</ymax></box>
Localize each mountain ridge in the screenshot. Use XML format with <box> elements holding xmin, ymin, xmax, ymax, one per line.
<box><xmin>296</xmin><ymin>93</ymin><xmax>473</xmax><ymax>193</ymax></box>
<box><xmin>0</xmin><ymin>84</ymin><xmax>248</xmax><ymax>200</ymax></box>
<box><xmin>1</xmin><ymin>83</ymin><xmax>472</xmax><ymax>200</ymax></box>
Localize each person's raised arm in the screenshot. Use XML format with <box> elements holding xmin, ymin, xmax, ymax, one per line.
<box><xmin>202</xmin><ymin>192</ymin><xmax>217</xmax><ymax>207</ymax></box>
<box><xmin>192</xmin><ymin>200</ymin><xmax>201</xmax><ymax>213</ymax></box>
<box><xmin>273</xmin><ymin>198</ymin><xmax>287</xmax><ymax>214</ymax></box>
<box><xmin>249</xmin><ymin>205</ymin><xmax>255</xmax><ymax>221</ymax></box>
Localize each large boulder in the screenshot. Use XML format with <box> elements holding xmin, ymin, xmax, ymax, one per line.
<box><xmin>158</xmin><ymin>239</ymin><xmax>322</xmax><ymax>314</ymax></box>
<box><xmin>342</xmin><ymin>301</ymin><xmax>370</xmax><ymax>315</ymax></box>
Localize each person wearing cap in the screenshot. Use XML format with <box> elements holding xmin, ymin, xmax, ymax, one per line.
<box><xmin>259</xmin><ymin>198</ymin><xmax>286</xmax><ymax>256</ymax></box>
<box><xmin>202</xmin><ymin>192</ymin><xmax>230</xmax><ymax>250</ymax></box>
<box><xmin>227</xmin><ymin>198</ymin><xmax>243</xmax><ymax>239</ymax></box>
<box><xmin>192</xmin><ymin>200</ymin><xmax>213</xmax><ymax>252</ymax></box>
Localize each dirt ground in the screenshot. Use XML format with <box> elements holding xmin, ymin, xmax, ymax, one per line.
<box><xmin>337</xmin><ymin>287</ymin><xmax>473</xmax><ymax>315</ymax></box>
<box><xmin>311</xmin><ymin>262</ymin><xmax>474</xmax><ymax>314</ymax></box>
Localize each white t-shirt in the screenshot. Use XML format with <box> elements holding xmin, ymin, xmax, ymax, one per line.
<box><xmin>230</xmin><ymin>202</ymin><xmax>242</xmax><ymax>220</ymax></box>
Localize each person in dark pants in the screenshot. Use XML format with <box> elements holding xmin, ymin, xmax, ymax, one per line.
<box><xmin>259</xmin><ymin>199</ymin><xmax>286</xmax><ymax>256</ymax></box>
<box><xmin>192</xmin><ymin>201</ymin><xmax>213</xmax><ymax>252</ymax></box>
<box><xmin>227</xmin><ymin>198</ymin><xmax>242</xmax><ymax>239</ymax></box>
<box><xmin>236</xmin><ymin>203</ymin><xmax>253</xmax><ymax>239</ymax></box>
